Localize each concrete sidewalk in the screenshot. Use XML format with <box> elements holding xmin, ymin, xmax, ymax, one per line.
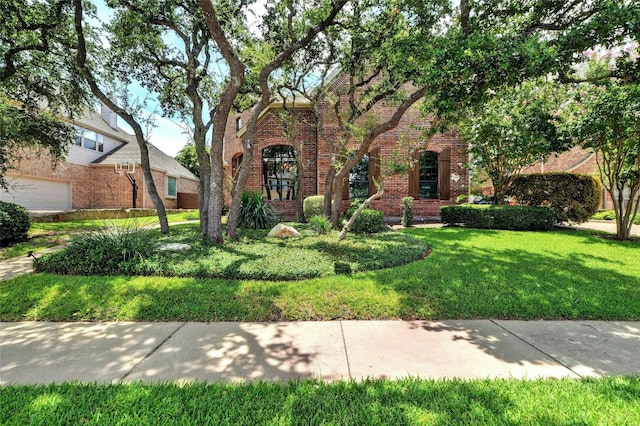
<box><xmin>2</xmin><ymin>320</ymin><xmax>639</xmax><ymax>385</ymax></box>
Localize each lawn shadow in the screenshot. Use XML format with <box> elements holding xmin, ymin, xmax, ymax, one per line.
<box><xmin>365</xmin><ymin>227</ymin><xmax>640</xmax><ymax>370</ymax></box>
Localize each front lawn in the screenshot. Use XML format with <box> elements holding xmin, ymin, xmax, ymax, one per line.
<box><xmin>0</xmin><ymin>213</ymin><xmax>198</xmax><ymax>261</ymax></box>
<box><xmin>2</xmin><ymin>227</ymin><xmax>639</xmax><ymax>321</ymax></box>
<box><xmin>2</xmin><ymin>377</ymin><xmax>639</xmax><ymax>425</ymax></box>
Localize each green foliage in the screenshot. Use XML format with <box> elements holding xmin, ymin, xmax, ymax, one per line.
<box><xmin>4</xmin><ymin>227</ymin><xmax>640</xmax><ymax>322</ymax></box>
<box><xmin>35</xmin><ymin>220</ymin><xmax>155</xmax><ymax>275</ymax></box>
<box><xmin>0</xmin><ymin>201</ymin><xmax>31</xmax><ymax>244</ymax></box>
<box><xmin>334</xmin><ymin>261</ymin><xmax>352</xmax><ymax>275</ymax></box>
<box><xmin>174</xmin><ymin>143</ymin><xmax>201</xmax><ymax>177</ymax></box>
<box><xmin>458</xmin><ymin>79</ymin><xmax>573</xmax><ymax>203</ymax></box>
<box><xmin>3</xmin><ymin>378</ymin><xmax>640</xmax><ymax>425</ymax></box>
<box><xmin>566</xmin><ymin>75</ymin><xmax>640</xmax><ymax>238</ymax></box>
<box><xmin>309</xmin><ymin>215</ymin><xmax>331</xmax><ymax>235</ymax></box>
<box><xmin>508</xmin><ymin>173</ymin><xmax>602</xmax><ymax>223</ymax></box>
<box><xmin>238</xmin><ymin>191</ymin><xmax>277</xmax><ymax>230</ymax></box>
<box><xmin>303</xmin><ymin>195</ymin><xmax>325</xmax><ymax>221</ymax></box>
<box><xmin>401</xmin><ymin>196</ymin><xmax>414</xmax><ymax>227</ymax></box>
<box><xmin>0</xmin><ymin>98</ymin><xmax>75</xmax><ymax>188</ymax></box>
<box><xmin>29</xmin><ymin>223</ymin><xmax>427</xmax><ymax>282</ymax></box>
<box><xmin>441</xmin><ymin>204</ymin><xmax>556</xmax><ymax>231</ymax></box>
<box><xmin>342</xmin><ymin>201</ymin><xmax>385</xmax><ymax>234</ymax></box>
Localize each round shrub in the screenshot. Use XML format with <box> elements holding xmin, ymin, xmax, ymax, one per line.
<box><xmin>348</xmin><ymin>208</ymin><xmax>385</xmax><ymax>234</ymax></box>
<box><xmin>303</xmin><ymin>195</ymin><xmax>325</xmax><ymax>221</ymax></box>
<box><xmin>0</xmin><ymin>201</ymin><xmax>31</xmax><ymax>244</ymax></box>
<box><xmin>508</xmin><ymin>173</ymin><xmax>602</xmax><ymax>223</ymax></box>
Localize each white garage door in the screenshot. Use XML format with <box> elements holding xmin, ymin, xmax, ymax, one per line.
<box><xmin>0</xmin><ymin>177</ymin><xmax>71</xmax><ymax>211</ymax></box>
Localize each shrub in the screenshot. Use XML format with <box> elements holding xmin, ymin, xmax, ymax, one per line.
<box><xmin>35</xmin><ymin>220</ymin><xmax>155</xmax><ymax>275</ymax></box>
<box><xmin>348</xmin><ymin>208</ymin><xmax>385</xmax><ymax>234</ymax></box>
<box><xmin>440</xmin><ymin>204</ymin><xmax>556</xmax><ymax>231</ymax></box>
<box><xmin>238</xmin><ymin>191</ymin><xmax>276</xmax><ymax>229</ymax></box>
<box><xmin>508</xmin><ymin>173</ymin><xmax>602</xmax><ymax>224</ymax></box>
<box><xmin>309</xmin><ymin>215</ymin><xmax>332</xmax><ymax>234</ymax></box>
<box><xmin>0</xmin><ymin>201</ymin><xmax>31</xmax><ymax>244</ymax></box>
<box><xmin>303</xmin><ymin>195</ymin><xmax>325</xmax><ymax>221</ymax></box>
<box><xmin>401</xmin><ymin>197</ymin><xmax>414</xmax><ymax>227</ymax></box>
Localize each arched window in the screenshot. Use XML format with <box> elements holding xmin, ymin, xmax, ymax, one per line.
<box><xmin>262</xmin><ymin>145</ymin><xmax>297</xmax><ymax>201</ymax></box>
<box><xmin>419</xmin><ymin>151</ymin><xmax>439</xmax><ymax>199</ymax></box>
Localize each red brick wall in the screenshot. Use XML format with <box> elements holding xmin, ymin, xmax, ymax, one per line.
<box><xmin>9</xmin><ymin>148</ymin><xmax>199</xmax><ymax>210</ymax></box>
<box><xmin>222</xmin><ymin>79</ymin><xmax>470</xmax><ymax>219</ymax></box>
<box><xmin>315</xmin><ymin>82</ymin><xmax>469</xmax><ymax>218</ymax></box>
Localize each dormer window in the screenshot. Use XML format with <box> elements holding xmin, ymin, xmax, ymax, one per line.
<box><xmin>75</xmin><ymin>126</ymin><xmax>104</xmax><ymax>152</ymax></box>
<box><xmin>236</xmin><ymin>117</ymin><xmax>242</xmax><ymax>131</ymax></box>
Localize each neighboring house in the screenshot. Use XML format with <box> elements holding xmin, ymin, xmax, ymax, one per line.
<box><xmin>1</xmin><ymin>105</ymin><xmax>198</xmax><ymax>211</ymax></box>
<box><xmin>223</xmin><ymin>78</ymin><xmax>469</xmax><ymax>219</ymax></box>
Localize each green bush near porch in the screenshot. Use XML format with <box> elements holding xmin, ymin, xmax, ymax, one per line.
<box><xmin>440</xmin><ymin>204</ymin><xmax>556</xmax><ymax>230</ymax></box>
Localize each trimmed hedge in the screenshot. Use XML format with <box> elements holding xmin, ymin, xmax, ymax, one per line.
<box><xmin>507</xmin><ymin>173</ymin><xmax>602</xmax><ymax>224</ymax></box>
<box><xmin>440</xmin><ymin>204</ymin><xmax>556</xmax><ymax>231</ymax></box>
<box><xmin>303</xmin><ymin>195</ymin><xmax>325</xmax><ymax>220</ymax></box>
<box><xmin>0</xmin><ymin>201</ymin><xmax>31</xmax><ymax>244</ymax></box>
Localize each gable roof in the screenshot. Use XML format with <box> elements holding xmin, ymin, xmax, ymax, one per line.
<box><xmin>92</xmin><ymin>141</ymin><xmax>198</xmax><ymax>180</ymax></box>
<box><xmin>68</xmin><ymin>108</ymin><xmax>131</xmax><ymax>143</ymax></box>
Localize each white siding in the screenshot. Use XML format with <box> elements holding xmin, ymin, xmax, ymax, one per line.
<box><xmin>0</xmin><ymin>177</ymin><xmax>71</xmax><ymax>211</ymax></box>
<box><xmin>66</xmin><ymin>136</ymin><xmax>125</xmax><ymax>165</ymax></box>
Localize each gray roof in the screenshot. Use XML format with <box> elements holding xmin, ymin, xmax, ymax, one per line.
<box><xmin>68</xmin><ymin>108</ymin><xmax>131</xmax><ymax>143</ymax></box>
<box><xmin>93</xmin><ymin>141</ymin><xmax>198</xmax><ymax>180</ymax></box>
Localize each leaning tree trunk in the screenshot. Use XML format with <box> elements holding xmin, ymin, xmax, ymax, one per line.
<box><xmin>73</xmin><ymin>0</ymin><xmax>169</xmax><ymax>233</ymax></box>
<box><xmin>338</xmin><ymin>181</ymin><xmax>384</xmax><ymax>240</ymax></box>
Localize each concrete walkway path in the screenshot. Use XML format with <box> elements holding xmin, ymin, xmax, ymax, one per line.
<box><xmin>1</xmin><ymin>320</ymin><xmax>639</xmax><ymax>385</ymax></box>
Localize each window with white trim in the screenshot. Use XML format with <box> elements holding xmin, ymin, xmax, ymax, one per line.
<box><xmin>75</xmin><ymin>126</ymin><xmax>104</xmax><ymax>152</ymax></box>
<box><xmin>167</xmin><ymin>176</ymin><xmax>177</xmax><ymax>198</ymax></box>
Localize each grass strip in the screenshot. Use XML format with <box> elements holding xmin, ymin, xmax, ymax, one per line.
<box><xmin>2</xmin><ymin>228</ymin><xmax>639</xmax><ymax>321</ymax></box>
<box><xmin>1</xmin><ymin>377</ymin><xmax>639</xmax><ymax>425</ymax></box>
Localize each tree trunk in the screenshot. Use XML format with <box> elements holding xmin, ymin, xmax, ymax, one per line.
<box><xmin>73</xmin><ymin>0</ymin><xmax>169</xmax><ymax>233</ymax></box>
<box><xmin>206</xmin><ymin>137</ymin><xmax>225</xmax><ymax>243</ymax></box>
<box><xmin>338</xmin><ymin>181</ymin><xmax>384</xmax><ymax>240</ymax></box>
<box><xmin>200</xmin><ymin>0</ymin><xmax>246</xmax><ymax>243</ymax></box>
<box><xmin>323</xmin><ymin>165</ymin><xmax>336</xmax><ymax>219</ymax></box>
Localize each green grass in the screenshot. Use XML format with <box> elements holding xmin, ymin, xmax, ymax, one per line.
<box><xmin>34</xmin><ymin>223</ymin><xmax>428</xmax><ymax>280</ymax></box>
<box><xmin>2</xmin><ymin>227</ymin><xmax>639</xmax><ymax>321</ymax></box>
<box><xmin>1</xmin><ymin>377</ymin><xmax>639</xmax><ymax>425</ymax></box>
<box><xmin>0</xmin><ymin>213</ymin><xmax>198</xmax><ymax>261</ymax></box>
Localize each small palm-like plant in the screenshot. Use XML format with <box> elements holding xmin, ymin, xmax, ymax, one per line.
<box><xmin>238</xmin><ymin>191</ymin><xmax>277</xmax><ymax>229</ymax></box>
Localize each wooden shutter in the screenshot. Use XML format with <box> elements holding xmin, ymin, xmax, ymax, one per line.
<box><xmin>408</xmin><ymin>150</ymin><xmax>420</xmax><ymax>198</ymax></box>
<box><xmin>369</xmin><ymin>148</ymin><xmax>380</xmax><ymax>196</ymax></box>
<box><xmin>439</xmin><ymin>147</ymin><xmax>451</xmax><ymax>200</ymax></box>
<box><xmin>342</xmin><ymin>175</ymin><xmax>350</xmax><ymax>200</ymax></box>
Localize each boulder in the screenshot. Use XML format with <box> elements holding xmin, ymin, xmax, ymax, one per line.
<box><xmin>267</xmin><ymin>223</ymin><xmax>301</xmax><ymax>238</ymax></box>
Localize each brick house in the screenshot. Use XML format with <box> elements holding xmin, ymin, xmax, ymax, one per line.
<box><xmin>1</xmin><ymin>105</ymin><xmax>198</xmax><ymax>211</ymax></box>
<box><xmin>223</xmin><ymin>77</ymin><xmax>469</xmax><ymax>219</ymax></box>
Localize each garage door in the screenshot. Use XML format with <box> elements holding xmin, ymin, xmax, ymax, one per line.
<box><xmin>0</xmin><ymin>177</ymin><xmax>71</xmax><ymax>211</ymax></box>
